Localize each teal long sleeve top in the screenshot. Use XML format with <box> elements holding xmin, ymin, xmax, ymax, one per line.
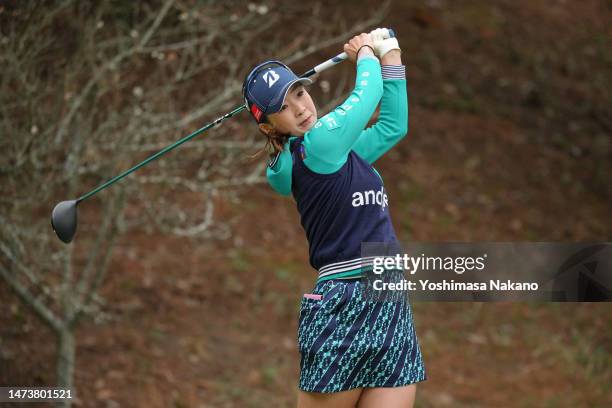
<box><xmin>266</xmin><ymin>58</ymin><xmax>408</xmax><ymax>196</ymax></box>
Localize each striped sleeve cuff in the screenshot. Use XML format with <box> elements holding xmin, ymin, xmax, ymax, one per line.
<box><xmin>381</xmin><ymin>65</ymin><xmax>406</xmax><ymax>79</ymax></box>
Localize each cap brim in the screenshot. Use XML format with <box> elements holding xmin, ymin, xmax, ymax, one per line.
<box><xmin>267</xmin><ymin>78</ymin><xmax>313</xmax><ymax>114</ymax></box>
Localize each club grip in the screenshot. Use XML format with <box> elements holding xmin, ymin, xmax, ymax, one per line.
<box><xmin>302</xmin><ymin>28</ymin><xmax>396</xmax><ymax>77</ymax></box>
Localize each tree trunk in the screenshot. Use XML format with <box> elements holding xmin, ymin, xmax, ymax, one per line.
<box><xmin>56</xmin><ymin>328</ymin><xmax>75</xmax><ymax>408</ymax></box>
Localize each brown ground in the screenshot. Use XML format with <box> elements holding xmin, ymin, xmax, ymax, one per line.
<box><xmin>1</xmin><ymin>1</ymin><xmax>611</xmax><ymax>407</ymax></box>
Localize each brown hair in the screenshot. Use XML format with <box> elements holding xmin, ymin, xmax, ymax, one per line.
<box><xmin>250</xmin><ymin>117</ymin><xmax>291</xmax><ymax>161</ymax></box>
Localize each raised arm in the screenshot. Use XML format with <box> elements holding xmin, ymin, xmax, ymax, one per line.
<box><xmin>302</xmin><ymin>34</ymin><xmax>383</xmax><ymax>174</ymax></box>
<box><xmin>351</xmin><ymin>48</ymin><xmax>408</xmax><ymax>164</ymax></box>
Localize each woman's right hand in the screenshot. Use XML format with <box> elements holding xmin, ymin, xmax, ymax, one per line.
<box><xmin>343</xmin><ymin>33</ymin><xmax>375</xmax><ymax>63</ymax></box>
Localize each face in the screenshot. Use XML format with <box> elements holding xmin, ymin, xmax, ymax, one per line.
<box><xmin>260</xmin><ymin>84</ymin><xmax>317</xmax><ymax>137</ymax></box>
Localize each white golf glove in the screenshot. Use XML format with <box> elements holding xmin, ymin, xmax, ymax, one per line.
<box><xmin>370</xmin><ymin>27</ymin><xmax>400</xmax><ymax>58</ymax></box>
<box><xmin>369</xmin><ymin>27</ymin><xmax>390</xmax><ymax>42</ymax></box>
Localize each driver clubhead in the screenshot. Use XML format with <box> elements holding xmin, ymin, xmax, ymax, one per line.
<box><xmin>51</xmin><ymin>200</ymin><xmax>78</xmax><ymax>243</ymax></box>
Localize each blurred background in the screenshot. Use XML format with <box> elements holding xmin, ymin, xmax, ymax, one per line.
<box><xmin>0</xmin><ymin>0</ymin><xmax>610</xmax><ymax>407</ymax></box>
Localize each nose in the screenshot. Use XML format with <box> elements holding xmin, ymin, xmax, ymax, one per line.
<box><xmin>294</xmin><ymin>104</ymin><xmax>306</xmax><ymax>117</ymax></box>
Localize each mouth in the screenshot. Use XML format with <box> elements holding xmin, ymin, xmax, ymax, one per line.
<box><xmin>299</xmin><ymin>115</ymin><xmax>313</xmax><ymax>128</ymax></box>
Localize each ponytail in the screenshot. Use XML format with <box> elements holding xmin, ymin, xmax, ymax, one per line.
<box><xmin>250</xmin><ymin>118</ymin><xmax>290</xmax><ymax>161</ymax></box>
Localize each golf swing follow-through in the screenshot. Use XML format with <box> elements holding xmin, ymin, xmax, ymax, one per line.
<box><xmin>51</xmin><ymin>28</ymin><xmax>396</xmax><ymax>244</ymax></box>
<box><xmin>51</xmin><ymin>26</ymin><xmax>427</xmax><ymax>407</ymax></box>
<box><xmin>243</xmin><ymin>28</ymin><xmax>426</xmax><ymax>406</ymax></box>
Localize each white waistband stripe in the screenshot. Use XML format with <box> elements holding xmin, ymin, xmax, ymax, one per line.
<box><xmin>318</xmin><ymin>256</ymin><xmax>377</xmax><ymax>273</ymax></box>
<box><xmin>318</xmin><ymin>256</ymin><xmax>376</xmax><ymax>277</ymax></box>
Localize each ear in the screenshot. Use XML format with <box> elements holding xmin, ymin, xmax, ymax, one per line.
<box><xmin>258</xmin><ymin>123</ymin><xmax>274</xmax><ymax>136</ymax></box>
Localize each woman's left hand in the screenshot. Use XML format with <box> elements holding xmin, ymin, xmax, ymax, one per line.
<box><xmin>343</xmin><ymin>33</ymin><xmax>374</xmax><ymax>63</ymax></box>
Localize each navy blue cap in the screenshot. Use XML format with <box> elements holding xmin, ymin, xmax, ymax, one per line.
<box><xmin>243</xmin><ymin>60</ymin><xmax>312</xmax><ymax>123</ymax></box>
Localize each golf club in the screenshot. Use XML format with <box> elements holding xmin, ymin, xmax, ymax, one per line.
<box><xmin>51</xmin><ymin>29</ymin><xmax>396</xmax><ymax>243</ymax></box>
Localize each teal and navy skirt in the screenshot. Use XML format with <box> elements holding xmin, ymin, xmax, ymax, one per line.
<box><xmin>297</xmin><ymin>278</ymin><xmax>426</xmax><ymax>393</ymax></box>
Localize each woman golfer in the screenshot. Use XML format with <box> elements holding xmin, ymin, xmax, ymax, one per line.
<box><xmin>242</xmin><ymin>30</ymin><xmax>426</xmax><ymax>407</ymax></box>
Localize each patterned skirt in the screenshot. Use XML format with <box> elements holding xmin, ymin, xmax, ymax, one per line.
<box><xmin>298</xmin><ymin>278</ymin><xmax>427</xmax><ymax>393</ymax></box>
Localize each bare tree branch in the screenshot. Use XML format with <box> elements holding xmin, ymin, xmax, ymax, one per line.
<box><xmin>283</xmin><ymin>0</ymin><xmax>392</xmax><ymax>65</ymax></box>
<box><xmin>53</xmin><ymin>0</ymin><xmax>175</xmax><ymax>145</ymax></box>
<box><xmin>0</xmin><ymin>266</ymin><xmax>62</xmax><ymax>332</ymax></box>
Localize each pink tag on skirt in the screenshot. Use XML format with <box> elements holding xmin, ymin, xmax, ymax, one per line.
<box><xmin>303</xmin><ymin>293</ymin><xmax>323</xmax><ymax>300</ymax></box>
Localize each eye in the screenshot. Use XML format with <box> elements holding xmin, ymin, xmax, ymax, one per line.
<box><xmin>280</xmin><ymin>105</ymin><xmax>288</xmax><ymax>112</ymax></box>
<box><xmin>297</xmin><ymin>90</ymin><xmax>304</xmax><ymax>97</ymax></box>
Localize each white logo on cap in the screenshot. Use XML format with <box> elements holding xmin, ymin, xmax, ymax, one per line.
<box><xmin>262</xmin><ymin>70</ymin><xmax>280</xmax><ymax>88</ymax></box>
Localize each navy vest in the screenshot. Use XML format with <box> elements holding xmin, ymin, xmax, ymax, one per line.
<box><xmin>290</xmin><ymin>138</ymin><xmax>400</xmax><ymax>279</ymax></box>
